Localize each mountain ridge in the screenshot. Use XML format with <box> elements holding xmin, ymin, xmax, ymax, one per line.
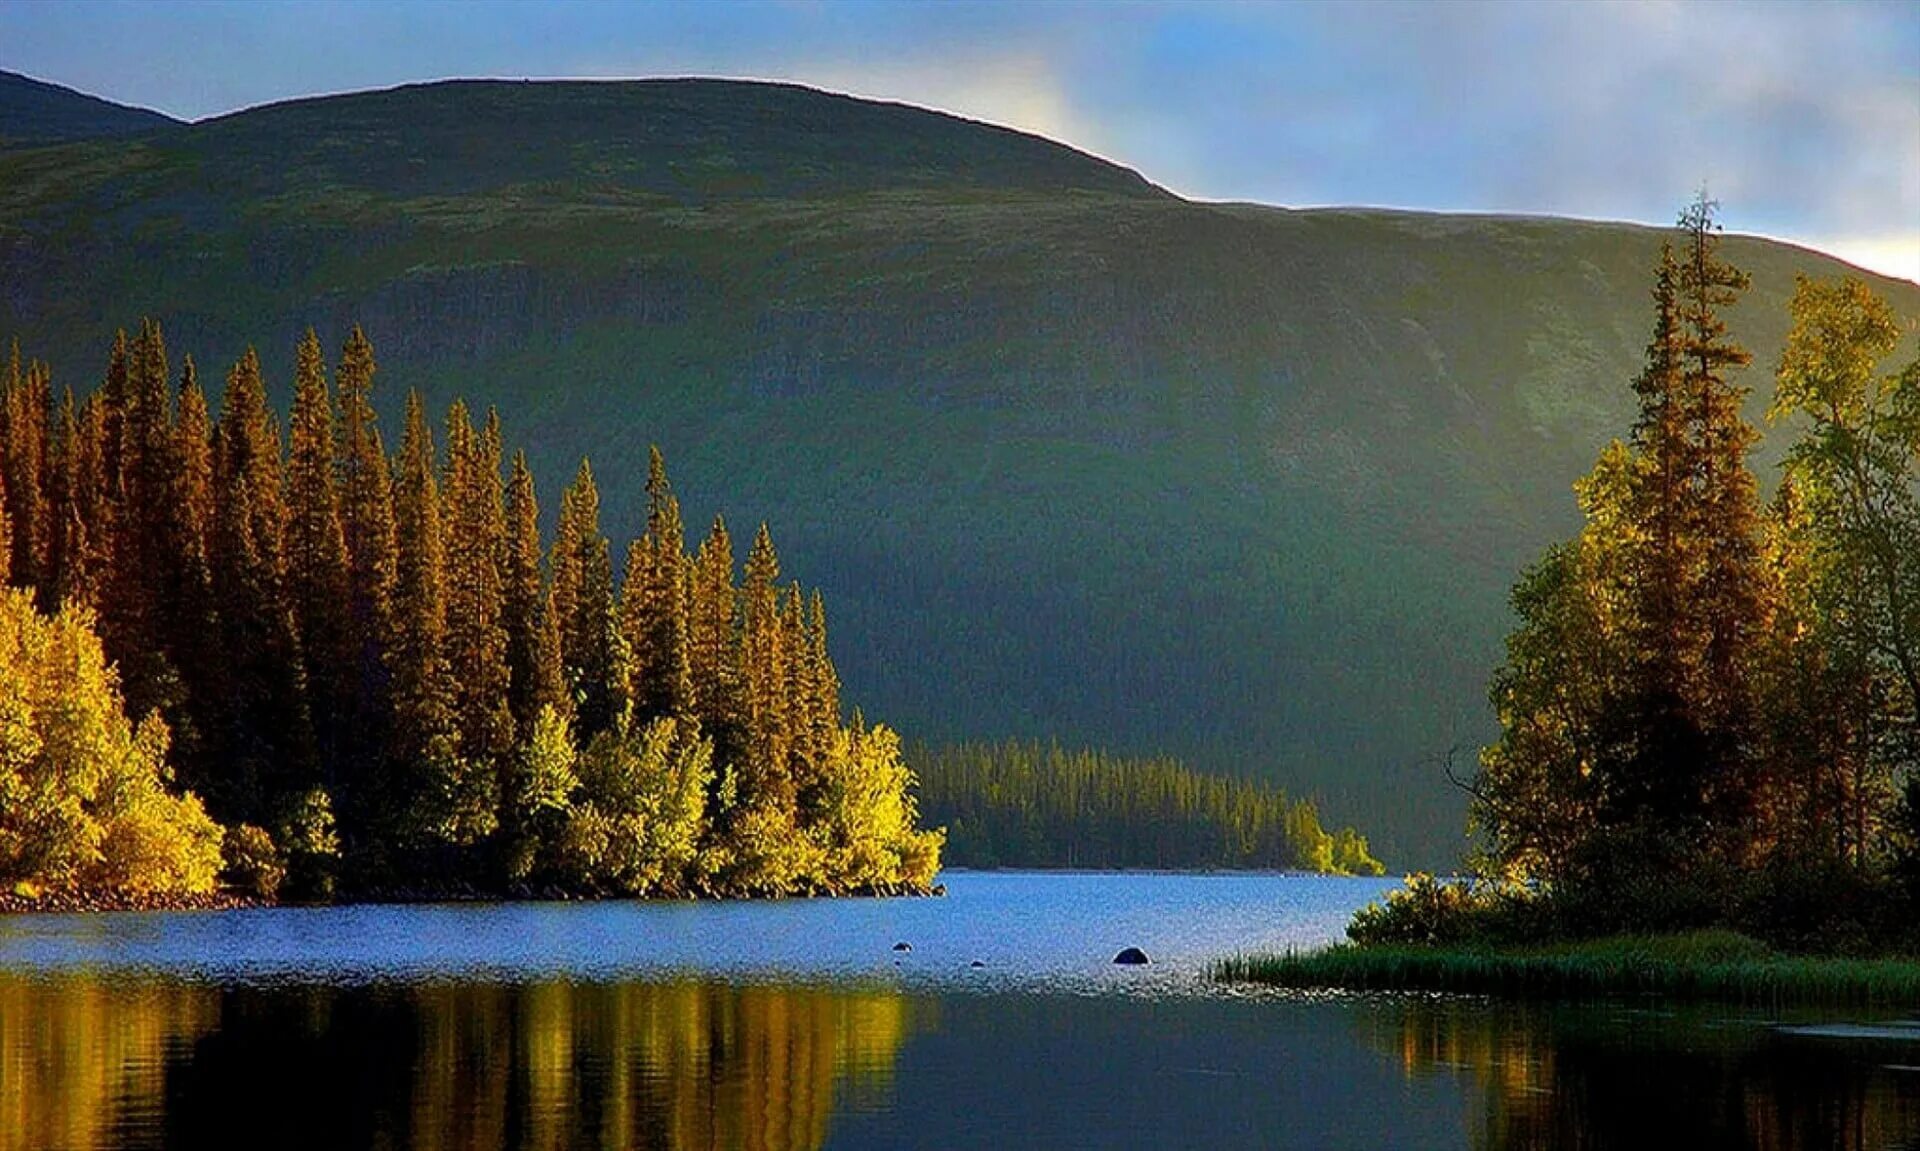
<box><xmin>0</xmin><ymin>70</ymin><xmax>180</xmax><ymax>148</ymax></box>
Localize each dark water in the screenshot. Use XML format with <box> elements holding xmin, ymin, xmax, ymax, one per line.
<box><xmin>0</xmin><ymin>872</ymin><xmax>1916</xmax><ymax>1150</ymax></box>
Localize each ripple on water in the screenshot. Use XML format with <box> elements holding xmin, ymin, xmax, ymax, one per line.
<box><xmin>0</xmin><ymin>870</ymin><xmax>1395</xmax><ymax>995</ymax></box>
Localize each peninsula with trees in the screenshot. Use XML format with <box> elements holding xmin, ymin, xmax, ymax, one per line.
<box><xmin>1222</xmin><ymin>198</ymin><xmax>1920</xmax><ymax>1000</ymax></box>
<box><xmin>0</xmin><ymin>324</ymin><xmax>943</xmax><ymax>904</ymax></box>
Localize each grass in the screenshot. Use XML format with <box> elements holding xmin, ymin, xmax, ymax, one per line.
<box><xmin>1212</xmin><ymin>929</ymin><xmax>1920</xmax><ymax>1008</ymax></box>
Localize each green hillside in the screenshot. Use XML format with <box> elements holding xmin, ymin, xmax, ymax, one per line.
<box><xmin>1</xmin><ymin>76</ymin><xmax>1914</xmax><ymax>864</ymax></box>
<box><xmin>0</xmin><ymin>70</ymin><xmax>179</xmax><ymax>148</ymax></box>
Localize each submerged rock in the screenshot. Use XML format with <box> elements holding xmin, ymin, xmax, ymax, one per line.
<box><xmin>1112</xmin><ymin>947</ymin><xmax>1150</xmax><ymax>966</ymax></box>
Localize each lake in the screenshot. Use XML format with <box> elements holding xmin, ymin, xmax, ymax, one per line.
<box><xmin>1</xmin><ymin>871</ymin><xmax>1915</xmax><ymax>1149</ymax></box>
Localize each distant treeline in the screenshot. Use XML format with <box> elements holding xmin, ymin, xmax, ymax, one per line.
<box><xmin>0</xmin><ymin>323</ymin><xmax>940</xmax><ymax>901</ymax></box>
<box><xmin>914</xmin><ymin>741</ymin><xmax>1383</xmax><ymax>874</ymax></box>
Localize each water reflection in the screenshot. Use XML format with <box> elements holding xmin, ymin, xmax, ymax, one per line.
<box><xmin>1368</xmin><ymin>998</ymin><xmax>1920</xmax><ymax>1150</ymax></box>
<box><xmin>0</xmin><ymin>976</ymin><xmax>920</xmax><ymax>1151</ymax></box>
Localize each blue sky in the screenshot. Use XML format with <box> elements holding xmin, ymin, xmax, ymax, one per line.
<box><xmin>4</xmin><ymin>0</ymin><xmax>1915</xmax><ymax>280</ymax></box>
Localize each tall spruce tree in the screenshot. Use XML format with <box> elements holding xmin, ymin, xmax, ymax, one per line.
<box><xmin>334</xmin><ymin>325</ymin><xmax>398</xmax><ymax>819</ymax></box>
<box><xmin>390</xmin><ymin>391</ymin><xmax>481</xmax><ymax>852</ymax></box>
<box><xmin>211</xmin><ymin>348</ymin><xmax>317</xmax><ymax>823</ymax></box>
<box><xmin>737</xmin><ymin>523</ymin><xmax>796</xmax><ymax>828</ymax></box>
<box><xmin>1</xmin><ymin>347</ymin><xmax>49</xmax><ymax>592</ymax></box>
<box><xmin>285</xmin><ymin>329</ymin><xmax>353</xmax><ymax>784</ymax></box>
<box><xmin>552</xmin><ymin>460</ymin><xmax>620</xmax><ymax>742</ymax></box>
<box><xmin>164</xmin><ymin>357</ymin><xmax>220</xmax><ymax>800</ymax></box>
<box><xmin>688</xmin><ymin>516</ymin><xmax>738</xmax><ymax>745</ymax></box>
<box><xmin>1675</xmin><ymin>196</ymin><xmax>1765</xmax><ymax>841</ymax></box>
<box><xmin>441</xmin><ymin>402</ymin><xmax>514</xmax><ymax>779</ymax></box>
<box><xmin>504</xmin><ymin>449</ymin><xmax>563</xmax><ymax>741</ymax></box>
<box><xmin>623</xmin><ymin>446</ymin><xmax>692</xmax><ymax>722</ymax></box>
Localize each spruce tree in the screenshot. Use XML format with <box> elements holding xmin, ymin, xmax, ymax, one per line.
<box><xmin>737</xmin><ymin>523</ymin><xmax>795</xmax><ymax>827</ymax></box>
<box><xmin>637</xmin><ymin>447</ymin><xmax>692</xmax><ymax>720</ymax></box>
<box><xmin>164</xmin><ymin>357</ymin><xmax>220</xmax><ymax>802</ymax></box>
<box><xmin>211</xmin><ymin>348</ymin><xmax>317</xmax><ymax>823</ymax></box>
<box><xmin>334</xmin><ymin>325</ymin><xmax>397</xmax><ymax>814</ymax></box>
<box><xmin>552</xmin><ymin>459</ymin><xmax>619</xmax><ymax>742</ymax></box>
<box><xmin>99</xmin><ymin>319</ymin><xmax>182</xmax><ymax>725</ymax></box>
<box><xmin>688</xmin><ymin>516</ymin><xmax>738</xmax><ymax>746</ymax></box>
<box><xmin>285</xmin><ymin>329</ymin><xmax>353</xmax><ymax>782</ymax></box>
<box><xmin>441</xmin><ymin>401</ymin><xmax>514</xmax><ymax>775</ymax></box>
<box><xmin>1675</xmin><ymin>195</ymin><xmax>1765</xmax><ymax>841</ymax></box>
<box><xmin>1</xmin><ymin>347</ymin><xmax>49</xmax><ymax>592</ymax></box>
<box><xmin>390</xmin><ymin>391</ymin><xmax>476</xmax><ymax>851</ymax></box>
<box><xmin>504</xmin><ymin>449</ymin><xmax>563</xmax><ymax>741</ymax></box>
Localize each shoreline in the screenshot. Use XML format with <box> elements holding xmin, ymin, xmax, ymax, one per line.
<box><xmin>0</xmin><ymin>868</ymin><xmax>1392</xmax><ymax>915</ymax></box>
<box><xmin>1210</xmin><ymin>932</ymin><xmax>1920</xmax><ymax>1008</ymax></box>
<box><xmin>0</xmin><ymin>882</ymin><xmax>946</xmax><ymax>915</ymax></box>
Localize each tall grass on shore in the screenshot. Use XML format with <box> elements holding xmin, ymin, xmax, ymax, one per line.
<box><xmin>1212</xmin><ymin>930</ymin><xmax>1920</xmax><ymax>1008</ymax></box>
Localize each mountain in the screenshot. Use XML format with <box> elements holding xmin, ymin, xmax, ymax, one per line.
<box><xmin>1</xmin><ymin>76</ymin><xmax>1915</xmax><ymax>865</ymax></box>
<box><xmin>0</xmin><ymin>70</ymin><xmax>179</xmax><ymax>148</ymax></box>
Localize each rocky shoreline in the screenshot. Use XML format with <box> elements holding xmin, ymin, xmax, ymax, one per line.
<box><xmin>0</xmin><ymin>882</ymin><xmax>946</xmax><ymax>914</ymax></box>
<box><xmin>0</xmin><ymin>889</ymin><xmax>270</xmax><ymax>914</ymax></box>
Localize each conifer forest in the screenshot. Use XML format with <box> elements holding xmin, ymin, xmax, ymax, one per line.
<box><xmin>0</xmin><ymin>324</ymin><xmax>942</xmax><ymax>900</ymax></box>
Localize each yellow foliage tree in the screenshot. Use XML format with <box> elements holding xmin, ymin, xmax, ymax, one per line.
<box><xmin>812</xmin><ymin>722</ymin><xmax>943</xmax><ymax>892</ymax></box>
<box><xmin>0</xmin><ymin>589</ymin><xmax>222</xmax><ymax>895</ymax></box>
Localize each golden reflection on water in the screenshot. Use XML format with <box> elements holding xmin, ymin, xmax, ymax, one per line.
<box><xmin>0</xmin><ymin>977</ymin><xmax>217</xmax><ymax>1151</ymax></box>
<box><xmin>0</xmin><ymin>976</ymin><xmax>921</xmax><ymax>1151</ymax></box>
<box><xmin>1370</xmin><ymin>999</ymin><xmax>1920</xmax><ymax>1151</ymax></box>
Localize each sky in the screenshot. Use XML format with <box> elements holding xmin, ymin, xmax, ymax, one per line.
<box><xmin>3</xmin><ymin>0</ymin><xmax>1916</xmax><ymax>282</ymax></box>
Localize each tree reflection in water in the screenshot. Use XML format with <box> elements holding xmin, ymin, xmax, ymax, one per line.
<box><xmin>0</xmin><ymin>975</ymin><xmax>922</xmax><ymax>1151</ymax></box>
<box><xmin>1362</xmin><ymin>997</ymin><xmax>1920</xmax><ymax>1151</ymax></box>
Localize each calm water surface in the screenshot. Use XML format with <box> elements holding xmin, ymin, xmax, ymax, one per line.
<box><xmin>0</xmin><ymin>871</ymin><xmax>1914</xmax><ymax>1150</ymax></box>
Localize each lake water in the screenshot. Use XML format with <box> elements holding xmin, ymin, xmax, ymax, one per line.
<box><xmin>0</xmin><ymin>871</ymin><xmax>1915</xmax><ymax>1149</ymax></box>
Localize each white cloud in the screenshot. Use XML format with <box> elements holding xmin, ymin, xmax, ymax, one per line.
<box><xmin>1796</xmin><ymin>232</ymin><xmax>1920</xmax><ymax>286</ymax></box>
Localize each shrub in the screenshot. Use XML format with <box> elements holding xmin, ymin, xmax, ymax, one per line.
<box><xmin>221</xmin><ymin>823</ymin><xmax>285</xmax><ymax>900</ymax></box>
<box><xmin>0</xmin><ymin>591</ymin><xmax>224</xmax><ymax>896</ymax></box>
<box><xmin>278</xmin><ymin>787</ymin><xmax>340</xmax><ymax>901</ymax></box>
<box><xmin>1348</xmin><ymin>872</ymin><xmax>1550</xmax><ymax>946</ymax></box>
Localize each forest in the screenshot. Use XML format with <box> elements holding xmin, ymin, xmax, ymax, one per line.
<box><xmin>1360</xmin><ymin>198</ymin><xmax>1920</xmax><ymax>953</ymax></box>
<box><xmin>0</xmin><ymin>324</ymin><xmax>942</xmax><ymax>901</ymax></box>
<box><xmin>915</xmin><ymin>741</ymin><xmax>1382</xmax><ymax>874</ymax></box>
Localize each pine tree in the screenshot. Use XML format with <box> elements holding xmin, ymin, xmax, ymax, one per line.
<box><xmin>1</xmin><ymin>346</ymin><xmax>49</xmax><ymax>591</ymax></box>
<box><xmin>1675</xmin><ymin>195</ymin><xmax>1765</xmax><ymax>840</ymax></box>
<box><xmin>552</xmin><ymin>459</ymin><xmax>619</xmax><ymax>743</ymax></box>
<box><xmin>805</xmin><ymin>589</ymin><xmax>840</xmax><ymax>772</ymax></box>
<box><xmin>390</xmin><ymin>391</ymin><xmax>475</xmax><ymax>851</ymax></box>
<box><xmin>441</xmin><ymin>401</ymin><xmax>514</xmax><ymax>776</ymax></box>
<box><xmin>688</xmin><ymin>516</ymin><xmax>738</xmax><ymax>744</ymax></box>
<box><xmin>737</xmin><ymin>523</ymin><xmax>795</xmax><ymax>828</ymax></box>
<box><xmin>284</xmin><ymin>329</ymin><xmax>353</xmax><ymax>783</ymax></box>
<box><xmin>163</xmin><ymin>357</ymin><xmax>220</xmax><ymax>802</ymax></box>
<box><xmin>504</xmin><ymin>449</ymin><xmax>563</xmax><ymax>741</ymax></box>
<box><xmin>623</xmin><ymin>446</ymin><xmax>692</xmax><ymax>723</ymax></box>
<box><xmin>334</xmin><ymin>325</ymin><xmax>397</xmax><ymax>816</ymax></box>
<box><xmin>211</xmin><ymin>348</ymin><xmax>317</xmax><ymax>823</ymax></box>
<box><xmin>97</xmin><ymin>319</ymin><xmax>182</xmax><ymax>725</ymax></box>
<box><xmin>65</xmin><ymin>394</ymin><xmax>112</xmax><ymax>612</ymax></box>
<box><xmin>45</xmin><ymin>389</ymin><xmax>83</xmax><ymax>612</ymax></box>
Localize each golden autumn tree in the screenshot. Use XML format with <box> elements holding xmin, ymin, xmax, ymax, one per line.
<box><xmin>0</xmin><ymin>589</ymin><xmax>222</xmax><ymax>894</ymax></box>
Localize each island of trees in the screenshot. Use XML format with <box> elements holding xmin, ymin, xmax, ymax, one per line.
<box><xmin>916</xmin><ymin>741</ymin><xmax>1382</xmax><ymax>874</ymax></box>
<box><xmin>0</xmin><ymin>324</ymin><xmax>942</xmax><ymax>903</ymax></box>
<box><xmin>1226</xmin><ymin>198</ymin><xmax>1920</xmax><ymax>997</ymax></box>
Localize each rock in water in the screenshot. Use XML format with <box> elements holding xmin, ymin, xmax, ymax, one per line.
<box><xmin>892</xmin><ymin>941</ymin><xmax>912</xmax><ymax>952</ymax></box>
<box><xmin>1113</xmin><ymin>947</ymin><xmax>1150</xmax><ymax>965</ymax></box>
